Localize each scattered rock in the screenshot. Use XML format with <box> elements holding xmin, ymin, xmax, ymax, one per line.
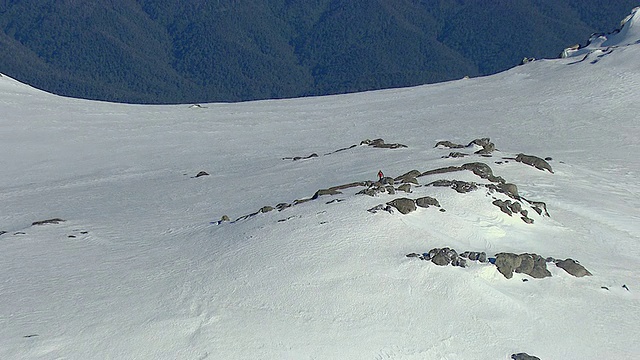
<box><xmin>312</xmin><ymin>188</ymin><xmax>342</xmax><ymax>199</ymax></box>
<box><xmin>427</xmin><ymin>247</ymin><xmax>465</xmax><ymax>267</ymax></box>
<box><xmin>361</xmin><ymin>138</ymin><xmax>407</xmax><ymax>149</ymax></box>
<box><xmin>419</xmin><ymin>166</ymin><xmax>463</xmax><ymax>177</ymax></box>
<box><xmin>275</xmin><ymin>203</ymin><xmax>291</xmax><ymax>211</ymax></box>
<box><xmin>368</xmin><ymin>204</ymin><xmax>394</xmax><ymax>214</ymax></box>
<box><xmin>434</xmin><ymin>140</ymin><xmax>464</xmax><ymax>149</ymax></box>
<box><xmin>460</xmin><ymin>251</ymin><xmax>487</xmax><ymax>262</ymax></box>
<box><xmin>194</xmin><ymin>171</ymin><xmax>209</xmax><ymax>178</ymax></box>
<box><xmin>394</xmin><ymin>170</ymin><xmax>422</xmax><ymax>182</ymax></box>
<box><xmin>429</xmin><ymin>179</ymin><xmax>478</xmax><ymax>193</ymax></box>
<box><xmin>396</xmin><ymin>183</ymin><xmax>412</xmax><ymax>193</ymax></box>
<box><xmin>415</xmin><ymin>196</ymin><xmax>440</xmax><ymax>208</ymax></box>
<box><xmin>499</xmin><ymin>183</ymin><xmax>519</xmax><ymax>198</ymax></box>
<box><xmin>32</xmin><ymin>218</ymin><xmax>65</xmax><ymax>226</ymax></box>
<box><xmin>495</xmin><ymin>253</ymin><xmax>551</xmax><ymax>279</ymax></box>
<box><xmin>283</xmin><ymin>153</ymin><xmax>319</xmax><ymax>161</ymax></box>
<box><xmin>492</xmin><ymin>199</ymin><xmax>513</xmax><ymax>216</ymax></box>
<box><xmin>516</xmin><ymin>153</ymin><xmax>554</xmax><ymax>173</ymax></box>
<box><xmin>555</xmin><ymin>259</ymin><xmax>592</xmax><ymax>277</ymax></box>
<box><xmin>443</xmin><ymin>152</ymin><xmax>468</xmax><ymax>158</ymax></box>
<box><xmin>511</xmin><ymin>353</ymin><xmax>540</xmax><ymax>360</ymax></box>
<box><xmin>386</xmin><ymin>198</ymin><xmax>416</xmax><ymax>214</ymax></box>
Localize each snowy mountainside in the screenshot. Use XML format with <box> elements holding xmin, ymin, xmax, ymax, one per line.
<box><xmin>1</xmin><ymin>9</ymin><xmax>640</xmax><ymax>360</ymax></box>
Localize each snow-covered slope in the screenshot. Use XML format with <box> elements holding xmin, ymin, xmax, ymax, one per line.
<box><xmin>1</xmin><ymin>10</ymin><xmax>639</xmax><ymax>360</ymax></box>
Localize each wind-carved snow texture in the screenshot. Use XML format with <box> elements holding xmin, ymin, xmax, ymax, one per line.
<box><xmin>2</xmin><ymin>7</ymin><xmax>640</xmax><ymax>359</ymax></box>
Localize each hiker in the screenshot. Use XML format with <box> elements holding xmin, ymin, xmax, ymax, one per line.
<box><xmin>378</xmin><ymin>170</ymin><xmax>384</xmax><ymax>181</ymax></box>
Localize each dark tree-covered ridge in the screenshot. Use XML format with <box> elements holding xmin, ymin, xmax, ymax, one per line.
<box><xmin>0</xmin><ymin>0</ymin><xmax>637</xmax><ymax>103</ymax></box>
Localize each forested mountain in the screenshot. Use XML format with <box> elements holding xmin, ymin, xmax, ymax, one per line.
<box><xmin>0</xmin><ymin>0</ymin><xmax>637</xmax><ymax>103</ymax></box>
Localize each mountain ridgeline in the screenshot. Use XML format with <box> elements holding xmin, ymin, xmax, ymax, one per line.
<box><xmin>0</xmin><ymin>0</ymin><xmax>637</xmax><ymax>103</ymax></box>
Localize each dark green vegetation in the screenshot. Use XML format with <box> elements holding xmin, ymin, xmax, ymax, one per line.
<box><xmin>0</xmin><ymin>1</ymin><xmax>637</xmax><ymax>103</ymax></box>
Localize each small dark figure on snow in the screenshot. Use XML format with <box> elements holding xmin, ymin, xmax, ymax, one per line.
<box><xmin>378</xmin><ymin>170</ymin><xmax>384</xmax><ymax>181</ymax></box>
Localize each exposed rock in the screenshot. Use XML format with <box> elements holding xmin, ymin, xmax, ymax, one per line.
<box><xmin>511</xmin><ymin>353</ymin><xmax>540</xmax><ymax>360</ymax></box>
<box><xmin>467</xmin><ymin>137</ymin><xmax>492</xmax><ymax>148</ymax></box>
<box><xmin>499</xmin><ymin>183</ymin><xmax>519</xmax><ymax>198</ymax></box>
<box><xmin>394</xmin><ymin>170</ymin><xmax>421</xmax><ymax>182</ymax></box>
<box><xmin>528</xmin><ymin>254</ymin><xmax>552</xmax><ymax>278</ymax></box>
<box><xmin>495</xmin><ymin>253</ymin><xmax>550</xmax><ymax>279</ymax></box>
<box><xmin>555</xmin><ymin>259</ymin><xmax>592</xmax><ymax>277</ymax></box>
<box><xmin>220</xmin><ymin>215</ymin><xmax>230</xmax><ymax>222</ymax></box>
<box><xmin>443</xmin><ymin>152</ymin><xmax>467</xmax><ymax>159</ymax></box>
<box><xmin>419</xmin><ymin>166</ymin><xmax>463</xmax><ymax>177</ymax></box>
<box><xmin>361</xmin><ymin>138</ymin><xmax>407</xmax><ymax>149</ymax></box>
<box><xmin>259</xmin><ymin>206</ymin><xmax>274</xmax><ymax>213</ymax></box>
<box><xmin>509</xmin><ymin>201</ymin><xmax>522</xmax><ymax>213</ymax></box>
<box><xmin>312</xmin><ymin>188</ymin><xmax>342</xmax><ymax>199</ymax></box>
<box><xmin>462</xmin><ymin>162</ymin><xmax>504</xmax><ymax>183</ymax></box>
<box><xmin>492</xmin><ymin>200</ymin><xmax>513</xmax><ymax>216</ymax></box>
<box><xmin>521</xmin><ymin>216</ymin><xmax>534</xmax><ymax>224</ymax></box>
<box><xmin>32</xmin><ymin>218</ymin><xmax>65</xmax><ymax>226</ymax></box>
<box><xmin>460</xmin><ymin>251</ymin><xmax>487</xmax><ymax>262</ymax></box>
<box><xmin>194</xmin><ymin>171</ymin><xmax>209</xmax><ymax>178</ymax></box>
<box><xmin>386</xmin><ymin>198</ymin><xmax>416</xmax><ymax>214</ymax></box>
<box><xmin>524</xmin><ymin>199</ymin><xmax>550</xmax><ymax>217</ymax></box>
<box><xmin>427</xmin><ymin>247</ymin><xmax>464</xmax><ymax>267</ymax></box>
<box><xmin>415</xmin><ymin>196</ymin><xmax>440</xmax><ymax>208</ymax></box>
<box><xmin>515</xmin><ymin>254</ymin><xmax>535</xmax><ymax>275</ymax></box>
<box><xmin>380</xmin><ymin>177</ymin><xmax>395</xmax><ymax>185</ymax></box>
<box><xmin>429</xmin><ymin>180</ymin><xmax>478</xmax><ymax>193</ymax></box>
<box><xmin>283</xmin><ymin>153</ymin><xmax>318</xmax><ymax>161</ymax></box>
<box><xmin>368</xmin><ymin>204</ymin><xmax>394</xmax><ymax>214</ymax></box>
<box><xmin>330</xmin><ymin>182</ymin><xmax>367</xmax><ymax>191</ymax></box>
<box><xmin>495</xmin><ymin>253</ymin><xmax>521</xmax><ymax>279</ymax></box>
<box><xmin>434</xmin><ymin>140</ymin><xmax>464</xmax><ymax>149</ymax></box>
<box><xmin>276</xmin><ymin>203</ymin><xmax>291</xmax><ymax>211</ymax></box>
<box><xmin>516</xmin><ymin>153</ymin><xmax>554</xmax><ymax>173</ymax></box>
<box><xmin>385</xmin><ymin>186</ymin><xmax>396</xmax><ymax>195</ymax></box>
<box><xmin>396</xmin><ymin>184</ymin><xmax>412</xmax><ymax>193</ymax></box>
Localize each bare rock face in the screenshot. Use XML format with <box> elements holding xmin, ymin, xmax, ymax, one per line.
<box><xmin>511</xmin><ymin>353</ymin><xmax>540</xmax><ymax>360</ymax></box>
<box><xmin>361</xmin><ymin>138</ymin><xmax>407</xmax><ymax>149</ymax></box>
<box><xmin>395</xmin><ymin>170</ymin><xmax>422</xmax><ymax>182</ymax></box>
<box><xmin>396</xmin><ymin>184</ymin><xmax>412</xmax><ymax>193</ymax></box>
<box><xmin>386</xmin><ymin>198</ymin><xmax>416</xmax><ymax>214</ymax></box>
<box><xmin>32</xmin><ymin>218</ymin><xmax>65</xmax><ymax>226</ymax></box>
<box><xmin>429</xmin><ymin>179</ymin><xmax>478</xmax><ymax>193</ymax></box>
<box><xmin>555</xmin><ymin>259</ymin><xmax>592</xmax><ymax>277</ymax></box>
<box><xmin>415</xmin><ymin>196</ymin><xmax>440</xmax><ymax>208</ymax></box>
<box><xmin>427</xmin><ymin>247</ymin><xmax>466</xmax><ymax>267</ymax></box>
<box><xmin>434</xmin><ymin>140</ymin><xmax>464</xmax><ymax>149</ymax></box>
<box><xmin>495</xmin><ymin>253</ymin><xmax>551</xmax><ymax>279</ymax></box>
<box><xmin>515</xmin><ymin>153</ymin><xmax>554</xmax><ymax>173</ymax></box>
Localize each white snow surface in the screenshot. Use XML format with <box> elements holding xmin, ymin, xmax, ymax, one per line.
<box><xmin>1</xmin><ymin>16</ymin><xmax>640</xmax><ymax>360</ymax></box>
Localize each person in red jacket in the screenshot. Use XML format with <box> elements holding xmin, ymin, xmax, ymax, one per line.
<box><xmin>378</xmin><ymin>170</ymin><xmax>384</xmax><ymax>181</ymax></box>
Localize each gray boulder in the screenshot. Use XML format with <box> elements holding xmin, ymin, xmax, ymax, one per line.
<box><xmin>386</xmin><ymin>198</ymin><xmax>417</xmax><ymax>214</ymax></box>
<box><xmin>555</xmin><ymin>259</ymin><xmax>592</xmax><ymax>277</ymax></box>
<box><xmin>415</xmin><ymin>196</ymin><xmax>440</xmax><ymax>208</ymax></box>
<box><xmin>395</xmin><ymin>170</ymin><xmax>422</xmax><ymax>182</ymax></box>
<box><xmin>511</xmin><ymin>353</ymin><xmax>540</xmax><ymax>360</ymax></box>
<box><xmin>396</xmin><ymin>184</ymin><xmax>412</xmax><ymax>193</ymax></box>
<box><xmin>495</xmin><ymin>253</ymin><xmax>521</xmax><ymax>279</ymax></box>
<box><xmin>435</xmin><ymin>140</ymin><xmax>464</xmax><ymax>149</ymax></box>
<box><xmin>516</xmin><ymin>154</ymin><xmax>554</xmax><ymax>173</ymax></box>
